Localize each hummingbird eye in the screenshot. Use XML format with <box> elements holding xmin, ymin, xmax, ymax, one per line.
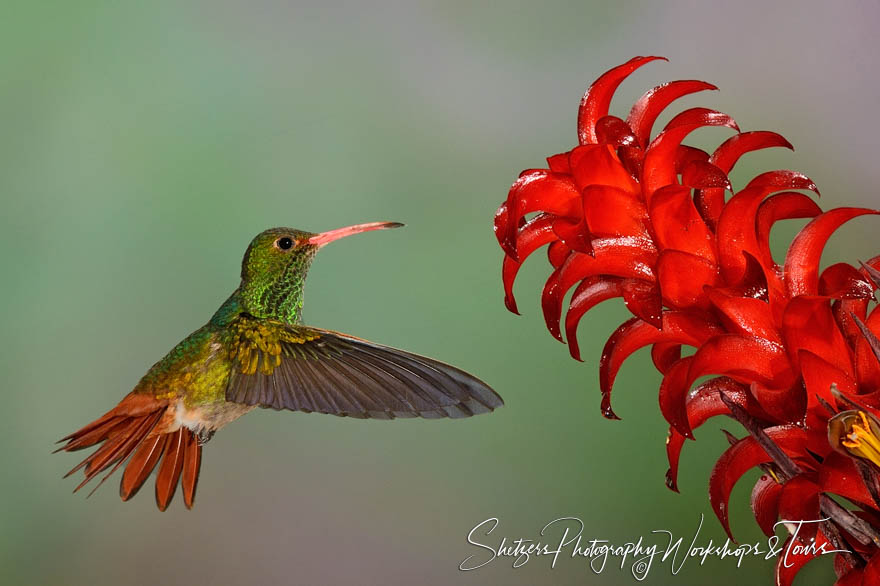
<box><xmin>276</xmin><ymin>237</ymin><xmax>294</xmax><ymax>250</ymax></box>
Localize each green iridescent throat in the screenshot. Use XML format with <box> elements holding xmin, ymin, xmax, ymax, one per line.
<box><xmin>231</xmin><ymin>228</ymin><xmax>318</xmax><ymax>325</ymax></box>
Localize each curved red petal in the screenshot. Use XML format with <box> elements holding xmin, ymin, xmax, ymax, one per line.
<box><xmin>777</xmin><ymin>475</ymin><xmax>821</xmax><ymax>531</ymax></box>
<box><xmin>711</xmin><ymin>131</ymin><xmax>794</xmax><ymax>174</ymax></box>
<box><xmin>855</xmin><ymin>305</ymin><xmax>880</xmax><ymax>393</ymax></box>
<box><xmin>751</xmin><ymin>474</ymin><xmax>782</xmax><ymax>537</ymax></box>
<box><xmin>709</xmin><ymin>425</ymin><xmax>812</xmax><ymax>539</ymax></box>
<box><xmin>582</xmin><ymin>184</ymin><xmax>649</xmax><ymax>238</ymax></box>
<box><xmin>565</xmin><ymin>277</ymin><xmax>624</xmax><ymax>361</ymax></box>
<box><xmin>756</xmin><ymin>192</ymin><xmax>822</xmax><ymax>267</ymax></box>
<box><xmin>546</xmin><ymin>152</ymin><xmax>570</xmax><ymax>173</ymax></box>
<box><xmin>627</xmin><ymin>79</ymin><xmax>717</xmax><ymax>147</ymax></box>
<box><xmin>674</xmin><ymin>145</ymin><xmax>710</xmax><ymax>173</ymax></box>
<box><xmin>542</xmin><ymin>238</ymin><xmax>657</xmax><ymax>340</ymax></box>
<box><xmin>547</xmin><ymin>240</ymin><xmax>570</xmax><ymax>268</ymax></box>
<box><xmin>642</xmin><ymin>108</ymin><xmax>739</xmax><ymax>203</ymax></box>
<box><xmin>569</xmin><ymin>144</ymin><xmax>640</xmax><ymax>192</ymax></box>
<box><xmin>774</xmin><ymin>532</ymin><xmax>831</xmax><ymax>586</ymax></box>
<box><xmin>648</xmin><ymin>184</ymin><xmax>716</xmax><ymax>261</ymax></box>
<box><xmin>594</xmin><ymin>116</ymin><xmax>637</xmax><ymax>147</ymax></box>
<box><xmin>750</xmin><ymin>381</ymin><xmax>805</xmax><ymax>425</ymax></box>
<box><xmin>503</xmin><ymin>171</ymin><xmax>581</xmax><ymax>259</ymax></box>
<box><xmin>651</xmin><ymin>342</ymin><xmax>682</xmax><ymax>374</ymax></box>
<box><xmin>552</xmin><ymin>217</ymin><xmax>592</xmax><ymax>254</ymax></box>
<box><xmin>621</xmin><ymin>279</ymin><xmax>662</xmax><ymax>327</ymax></box>
<box><xmin>799</xmin><ymin>349</ymin><xmax>857</xmax><ymax>427</ymax></box>
<box><xmin>658</xmin><ymin>357</ymin><xmax>693</xmax><ymax>437</ymax></box>
<box><xmin>600</xmin><ymin>312</ymin><xmax>722</xmax><ymax>418</ymax></box>
<box><xmin>819</xmin><ymin>450</ymin><xmax>876</xmax><ymax>508</ymax></box>
<box><xmin>577</xmin><ymin>56</ymin><xmax>666</xmax><ymax>145</ymax></box>
<box><xmin>716</xmin><ymin>178</ymin><xmax>816</xmax><ymax>285</ymax></box>
<box><xmin>665</xmin><ymin>428</ymin><xmax>686</xmax><ymax>492</ymax></box>
<box><xmin>666</xmin><ymin>379</ymin><xmax>754</xmax><ymax>491</ymax></box>
<box><xmin>707</xmin><ymin>289</ymin><xmax>781</xmax><ymax>343</ymax></box>
<box><xmin>681</xmin><ymin>160</ymin><xmax>731</xmax><ymax>191</ymax></box>
<box><xmin>501</xmin><ymin>214</ymin><xmax>557</xmax><ymax>314</ymax></box>
<box><xmin>785</xmin><ymin>208</ymin><xmax>880</xmax><ymax>297</ymax></box>
<box><xmin>858</xmin><ymin>549</ymin><xmax>880</xmax><ymax>585</ymax></box>
<box><xmin>745</xmin><ymin>169</ymin><xmax>820</xmax><ymax>195</ymax></box>
<box><xmin>687</xmin><ymin>334</ymin><xmax>792</xmax><ymax>390</ymax></box>
<box><xmin>656</xmin><ymin>249</ymin><xmax>720</xmax><ymax>309</ymax></box>
<box><xmin>819</xmin><ymin>262</ymin><xmax>874</xmax><ymax>299</ymax></box>
<box><xmin>782</xmin><ymin>296</ymin><xmax>853</xmax><ymax>377</ymax></box>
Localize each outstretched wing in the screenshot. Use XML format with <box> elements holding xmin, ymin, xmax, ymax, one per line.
<box><xmin>224</xmin><ymin>319</ymin><xmax>503</xmax><ymax>419</ymax></box>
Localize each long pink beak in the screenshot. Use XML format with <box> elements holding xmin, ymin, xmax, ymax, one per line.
<box><xmin>307</xmin><ymin>221</ymin><xmax>404</xmax><ymax>247</ymax></box>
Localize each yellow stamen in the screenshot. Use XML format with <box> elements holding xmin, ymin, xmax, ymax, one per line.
<box><xmin>832</xmin><ymin>410</ymin><xmax>880</xmax><ymax>468</ymax></box>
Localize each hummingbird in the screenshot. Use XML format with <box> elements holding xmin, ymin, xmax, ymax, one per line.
<box><xmin>58</xmin><ymin>221</ymin><xmax>503</xmax><ymax>510</ymax></box>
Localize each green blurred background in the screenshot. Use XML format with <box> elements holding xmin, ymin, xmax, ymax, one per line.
<box><xmin>3</xmin><ymin>1</ymin><xmax>879</xmax><ymax>584</ymax></box>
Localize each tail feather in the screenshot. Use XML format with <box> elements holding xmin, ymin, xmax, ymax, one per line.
<box><xmin>155</xmin><ymin>430</ymin><xmax>185</xmax><ymax>511</ymax></box>
<box><xmin>120</xmin><ymin>435</ymin><xmax>164</xmax><ymax>501</ymax></box>
<box><xmin>181</xmin><ymin>431</ymin><xmax>201</xmax><ymax>508</ymax></box>
<box><xmin>59</xmin><ymin>394</ymin><xmax>204</xmax><ymax>510</ymax></box>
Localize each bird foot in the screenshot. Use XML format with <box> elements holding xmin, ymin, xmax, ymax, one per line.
<box><xmin>196</xmin><ymin>429</ymin><xmax>215</xmax><ymax>445</ymax></box>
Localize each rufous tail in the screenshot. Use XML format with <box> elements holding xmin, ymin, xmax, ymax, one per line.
<box><xmin>57</xmin><ymin>393</ymin><xmax>202</xmax><ymax>511</ymax></box>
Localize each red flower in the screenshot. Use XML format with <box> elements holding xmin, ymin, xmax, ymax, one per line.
<box><xmin>496</xmin><ymin>57</ymin><xmax>880</xmax><ymax>584</ymax></box>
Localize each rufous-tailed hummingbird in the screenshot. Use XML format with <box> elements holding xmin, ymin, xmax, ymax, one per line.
<box><xmin>58</xmin><ymin>222</ymin><xmax>502</xmax><ymax>510</ymax></box>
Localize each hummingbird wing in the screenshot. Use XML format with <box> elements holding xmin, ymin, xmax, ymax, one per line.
<box><xmin>224</xmin><ymin>322</ymin><xmax>503</xmax><ymax>419</ymax></box>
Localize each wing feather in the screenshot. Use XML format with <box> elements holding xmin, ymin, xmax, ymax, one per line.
<box><xmin>224</xmin><ymin>320</ymin><xmax>502</xmax><ymax>419</ymax></box>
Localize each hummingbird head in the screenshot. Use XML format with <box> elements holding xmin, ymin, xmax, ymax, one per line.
<box><xmin>238</xmin><ymin>221</ymin><xmax>403</xmax><ymax>323</ymax></box>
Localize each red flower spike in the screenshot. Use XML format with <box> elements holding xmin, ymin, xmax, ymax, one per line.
<box><xmin>495</xmin><ymin>59</ymin><xmax>880</xmax><ymax>582</ymax></box>
<box><xmin>577</xmin><ymin>56</ymin><xmax>666</xmax><ymax>145</ymax></box>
